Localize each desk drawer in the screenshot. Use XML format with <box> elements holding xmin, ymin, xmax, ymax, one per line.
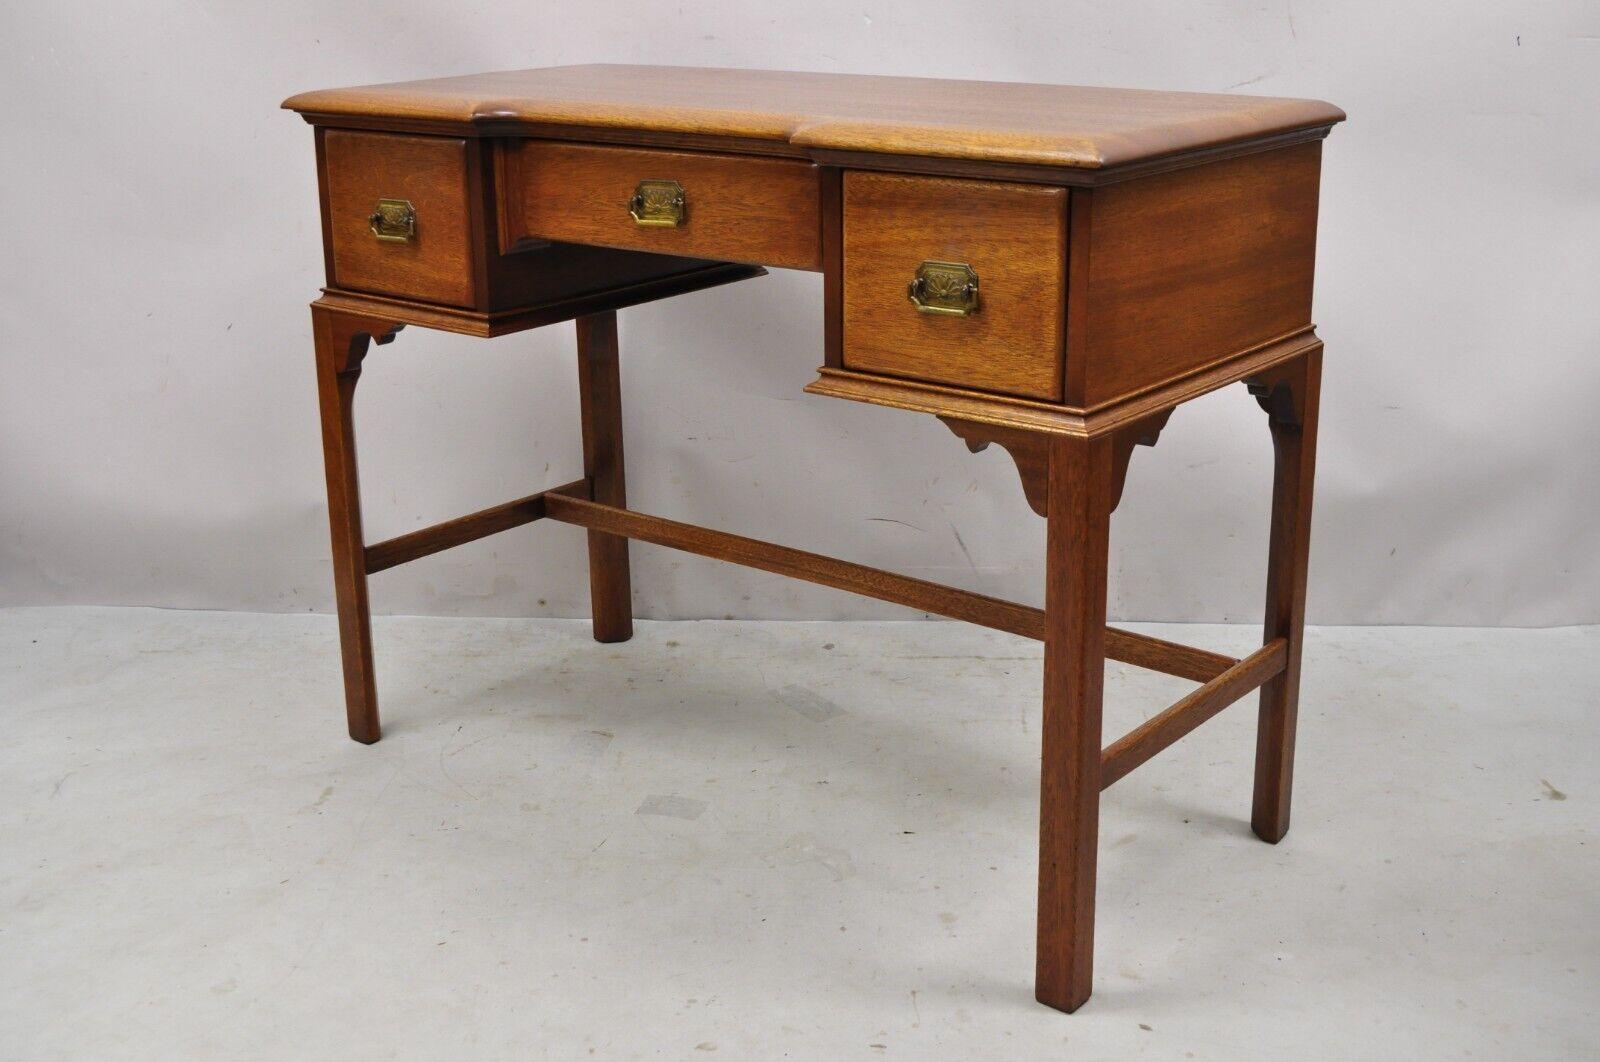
<box><xmin>322</xmin><ymin>130</ymin><xmax>476</xmax><ymax>308</ymax></box>
<box><xmin>503</xmin><ymin>141</ymin><xmax>822</xmax><ymax>271</ymax></box>
<box><xmin>842</xmin><ymin>172</ymin><xmax>1067</xmax><ymax>401</ymax></box>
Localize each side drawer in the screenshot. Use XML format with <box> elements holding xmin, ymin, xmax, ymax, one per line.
<box><xmin>322</xmin><ymin>130</ymin><xmax>476</xmax><ymax>308</ymax></box>
<box><xmin>503</xmin><ymin>141</ymin><xmax>822</xmax><ymax>271</ymax></box>
<box><xmin>841</xmin><ymin>172</ymin><xmax>1067</xmax><ymax>401</ymax></box>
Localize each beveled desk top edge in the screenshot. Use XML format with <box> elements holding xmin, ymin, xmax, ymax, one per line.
<box><xmin>283</xmin><ymin>63</ymin><xmax>1345</xmax><ymax>171</ymax></box>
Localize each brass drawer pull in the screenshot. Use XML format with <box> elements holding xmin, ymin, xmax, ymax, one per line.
<box><xmin>907</xmin><ymin>260</ymin><xmax>980</xmax><ymax>316</ymax></box>
<box><xmin>368</xmin><ymin>198</ymin><xmax>416</xmax><ymax>242</ymax></box>
<box><xmin>629</xmin><ymin>179</ymin><xmax>686</xmax><ymax>227</ymax></box>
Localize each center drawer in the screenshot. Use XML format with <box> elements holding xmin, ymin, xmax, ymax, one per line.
<box><xmin>502</xmin><ymin>141</ymin><xmax>822</xmax><ymax>271</ymax></box>
<box><xmin>842</xmin><ymin>172</ymin><xmax>1068</xmax><ymax>402</ymax></box>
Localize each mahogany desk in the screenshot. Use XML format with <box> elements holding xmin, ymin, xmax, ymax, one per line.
<box><xmin>285</xmin><ymin>65</ymin><xmax>1343</xmax><ymax>1012</ymax></box>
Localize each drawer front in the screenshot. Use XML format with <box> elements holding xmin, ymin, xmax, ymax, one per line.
<box><xmin>842</xmin><ymin>173</ymin><xmax>1067</xmax><ymax>401</ymax></box>
<box><xmin>323</xmin><ymin>130</ymin><xmax>476</xmax><ymax>308</ymax></box>
<box><xmin>506</xmin><ymin>142</ymin><xmax>821</xmax><ymax>271</ymax></box>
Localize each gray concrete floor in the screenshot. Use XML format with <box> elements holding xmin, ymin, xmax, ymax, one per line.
<box><xmin>1</xmin><ymin>608</ymin><xmax>1595</xmax><ymax>1059</ymax></box>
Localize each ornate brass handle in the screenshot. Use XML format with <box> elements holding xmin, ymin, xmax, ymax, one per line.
<box><xmin>628</xmin><ymin>179</ymin><xmax>686</xmax><ymax>227</ymax></box>
<box><xmin>907</xmin><ymin>261</ymin><xmax>980</xmax><ymax>316</ymax></box>
<box><xmin>368</xmin><ymin>199</ymin><xmax>416</xmax><ymax>242</ymax></box>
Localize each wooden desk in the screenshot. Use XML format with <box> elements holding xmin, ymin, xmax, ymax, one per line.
<box><xmin>285</xmin><ymin>65</ymin><xmax>1343</xmax><ymax>1012</ymax></box>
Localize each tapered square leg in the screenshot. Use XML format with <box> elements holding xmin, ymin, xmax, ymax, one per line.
<box><xmin>576</xmin><ymin>311</ymin><xmax>633</xmax><ymax>643</ymax></box>
<box><xmin>1035</xmin><ymin>432</ymin><xmax>1114</xmax><ymax>1013</ymax></box>
<box><xmin>1251</xmin><ymin>348</ymin><xmax>1322</xmax><ymax>842</ymax></box>
<box><xmin>312</xmin><ymin>305</ymin><xmax>400</xmax><ymax>744</ymax></box>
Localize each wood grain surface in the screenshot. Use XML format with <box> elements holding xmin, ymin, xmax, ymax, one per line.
<box><xmin>1066</xmin><ymin>142</ymin><xmax>1323</xmax><ymax>408</ymax></box>
<box><xmin>286</xmin><ymin>65</ymin><xmax>1344</xmax><ymax>171</ymax></box>
<box><xmin>1035</xmin><ymin>432</ymin><xmax>1114</xmax><ymax>1012</ymax></box>
<box><xmin>504</xmin><ymin>140</ymin><xmax>820</xmax><ymax>270</ymax></box>
<box><xmin>842</xmin><ymin>172</ymin><xmax>1067</xmax><ymax>400</ymax></box>
<box><xmin>1250</xmin><ymin>348</ymin><xmax>1322</xmax><ymax>843</ymax></box>
<box><xmin>323</xmin><ymin>130</ymin><xmax>476</xmax><ymax>307</ymax></box>
<box><xmin>310</xmin><ymin>306</ymin><xmax>402</xmax><ymax>744</ymax></box>
<box><xmin>576</xmin><ymin>311</ymin><xmax>634</xmax><ymax>643</ymax></box>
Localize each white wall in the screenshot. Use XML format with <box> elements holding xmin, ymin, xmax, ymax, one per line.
<box><xmin>2</xmin><ymin>1</ymin><xmax>1596</xmax><ymax>625</ymax></box>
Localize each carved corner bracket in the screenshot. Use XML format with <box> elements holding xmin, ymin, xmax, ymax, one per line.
<box><xmin>939</xmin><ymin>406</ymin><xmax>1175</xmax><ymax>518</ymax></box>
<box><xmin>1109</xmin><ymin>407</ymin><xmax>1174</xmax><ymax>511</ymax></box>
<box><xmin>938</xmin><ymin>417</ymin><xmax>1050</xmax><ymax>516</ymax></box>
<box><xmin>312</xmin><ymin>301</ymin><xmax>405</xmax><ymax>376</ymax></box>
<box><xmin>1245</xmin><ymin>362</ymin><xmax>1309</xmax><ymax>428</ymax></box>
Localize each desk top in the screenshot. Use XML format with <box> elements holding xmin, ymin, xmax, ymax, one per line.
<box><xmin>284</xmin><ymin>64</ymin><xmax>1343</xmax><ymax>171</ymax></box>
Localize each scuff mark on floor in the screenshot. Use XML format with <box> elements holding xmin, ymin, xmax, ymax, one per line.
<box><xmin>768</xmin><ymin>832</ymin><xmax>855</xmax><ymax>881</ymax></box>
<box><xmin>565</xmin><ymin>728</ymin><xmax>614</xmax><ymax>762</ymax></box>
<box><xmin>636</xmin><ymin>795</ymin><xmax>708</xmax><ymax>820</ymax></box>
<box><xmin>778</xmin><ymin>684</ymin><xmax>846</xmax><ymax>722</ymax></box>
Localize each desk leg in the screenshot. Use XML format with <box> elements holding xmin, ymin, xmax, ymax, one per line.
<box><xmin>576</xmin><ymin>311</ymin><xmax>633</xmax><ymax>643</ymax></box>
<box><xmin>1251</xmin><ymin>347</ymin><xmax>1322</xmax><ymax>843</ymax></box>
<box><xmin>1035</xmin><ymin>432</ymin><xmax>1113</xmax><ymax>1013</ymax></box>
<box><xmin>312</xmin><ymin>305</ymin><xmax>400</xmax><ymax>745</ymax></box>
